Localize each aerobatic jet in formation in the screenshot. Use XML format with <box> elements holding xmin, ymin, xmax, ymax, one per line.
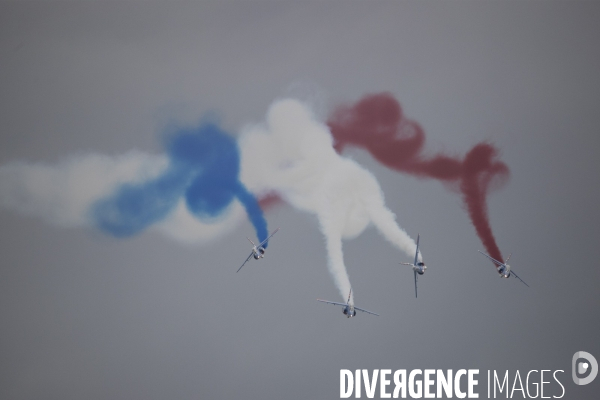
<box><xmin>400</xmin><ymin>234</ymin><xmax>427</xmax><ymax>298</ymax></box>
<box><xmin>317</xmin><ymin>289</ymin><xmax>379</xmax><ymax>318</ymax></box>
<box><xmin>237</xmin><ymin>228</ymin><xmax>280</xmax><ymax>273</ymax></box>
<box><xmin>478</xmin><ymin>251</ymin><xmax>529</xmax><ymax>287</ymax></box>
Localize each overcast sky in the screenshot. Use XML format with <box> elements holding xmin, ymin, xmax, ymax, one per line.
<box><xmin>1</xmin><ymin>2</ymin><xmax>600</xmax><ymax>399</ymax></box>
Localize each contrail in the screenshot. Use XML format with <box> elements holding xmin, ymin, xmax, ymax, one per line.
<box><xmin>239</xmin><ymin>99</ymin><xmax>419</xmax><ymax>303</ymax></box>
<box><xmin>327</xmin><ymin>92</ymin><xmax>509</xmax><ymax>265</ymax></box>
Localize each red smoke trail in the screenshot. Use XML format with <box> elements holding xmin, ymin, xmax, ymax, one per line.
<box><xmin>327</xmin><ymin>92</ymin><xmax>509</xmax><ymax>266</ymax></box>
<box><xmin>258</xmin><ymin>192</ymin><xmax>283</xmax><ymax>210</ymax></box>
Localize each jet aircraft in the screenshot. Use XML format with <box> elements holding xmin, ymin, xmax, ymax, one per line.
<box><xmin>317</xmin><ymin>289</ymin><xmax>379</xmax><ymax>318</ymax></box>
<box><xmin>478</xmin><ymin>251</ymin><xmax>529</xmax><ymax>287</ymax></box>
<box><xmin>237</xmin><ymin>228</ymin><xmax>280</xmax><ymax>273</ymax></box>
<box><xmin>400</xmin><ymin>234</ymin><xmax>426</xmax><ymax>297</ymax></box>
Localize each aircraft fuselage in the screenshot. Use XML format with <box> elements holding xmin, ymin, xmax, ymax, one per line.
<box><xmin>498</xmin><ymin>264</ymin><xmax>511</xmax><ymax>278</ymax></box>
<box><xmin>342</xmin><ymin>306</ymin><xmax>357</xmax><ymax>318</ymax></box>
<box><xmin>414</xmin><ymin>262</ymin><xmax>426</xmax><ymax>275</ymax></box>
<box><xmin>253</xmin><ymin>246</ymin><xmax>266</xmax><ymax>260</ymax></box>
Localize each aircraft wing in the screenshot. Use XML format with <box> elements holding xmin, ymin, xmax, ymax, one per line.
<box><xmin>236</xmin><ymin>252</ymin><xmax>254</xmax><ymax>273</ymax></box>
<box><xmin>478</xmin><ymin>250</ymin><xmax>505</xmax><ymax>267</ymax></box>
<box><xmin>414</xmin><ymin>269</ymin><xmax>418</xmax><ymax>298</ymax></box>
<box><xmin>510</xmin><ymin>269</ymin><xmax>530</xmax><ymax>287</ymax></box>
<box><xmin>354</xmin><ymin>306</ymin><xmax>380</xmax><ymax>316</ymax></box>
<box><xmin>316</xmin><ymin>299</ymin><xmax>347</xmax><ymax>307</ymax></box>
<box><xmin>258</xmin><ymin>227</ymin><xmax>280</xmax><ymax>248</ymax></box>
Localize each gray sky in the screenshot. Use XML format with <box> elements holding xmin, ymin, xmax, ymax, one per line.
<box><xmin>1</xmin><ymin>1</ymin><xmax>600</xmax><ymax>399</ymax></box>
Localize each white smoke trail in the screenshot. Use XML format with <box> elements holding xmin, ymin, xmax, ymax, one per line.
<box><xmin>239</xmin><ymin>98</ymin><xmax>420</xmax><ymax>303</ymax></box>
<box><xmin>0</xmin><ymin>151</ymin><xmax>244</xmax><ymax>242</ymax></box>
<box><xmin>0</xmin><ymin>98</ymin><xmax>419</xmax><ymax>301</ymax></box>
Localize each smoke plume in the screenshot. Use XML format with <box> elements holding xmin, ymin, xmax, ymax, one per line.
<box><xmin>327</xmin><ymin>92</ymin><xmax>509</xmax><ymax>265</ymax></box>
<box><xmin>92</xmin><ymin>122</ymin><xmax>269</xmax><ymax>245</ymax></box>
<box><xmin>0</xmin><ymin>125</ymin><xmax>267</xmax><ymax>245</ymax></box>
<box><xmin>240</xmin><ymin>99</ymin><xmax>420</xmax><ymax>303</ymax></box>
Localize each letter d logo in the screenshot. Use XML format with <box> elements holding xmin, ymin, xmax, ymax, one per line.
<box><xmin>572</xmin><ymin>351</ymin><xmax>598</xmax><ymax>385</ymax></box>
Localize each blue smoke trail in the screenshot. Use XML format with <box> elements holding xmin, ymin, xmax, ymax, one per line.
<box><xmin>235</xmin><ymin>182</ymin><xmax>268</xmax><ymax>248</ymax></box>
<box><xmin>91</xmin><ymin>122</ymin><xmax>269</xmax><ymax>244</ymax></box>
